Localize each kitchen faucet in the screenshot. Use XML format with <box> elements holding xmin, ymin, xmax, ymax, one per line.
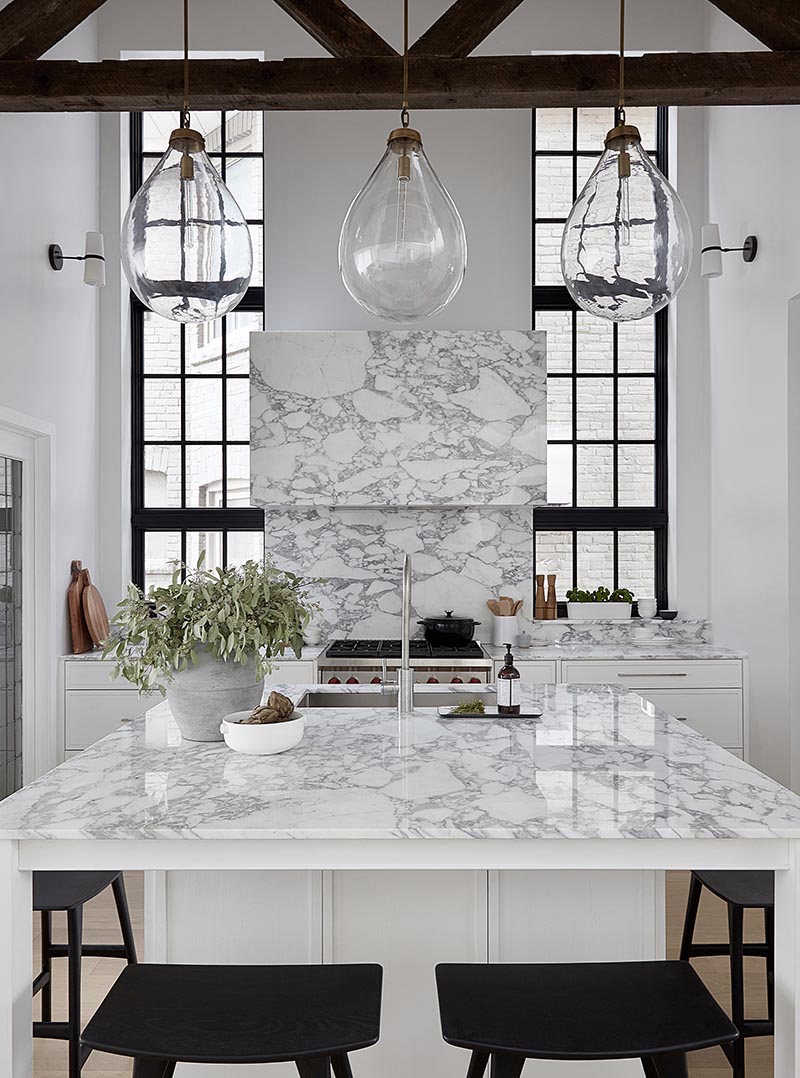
<box><xmin>398</xmin><ymin>554</ymin><xmax>414</xmax><ymax>713</ymax></box>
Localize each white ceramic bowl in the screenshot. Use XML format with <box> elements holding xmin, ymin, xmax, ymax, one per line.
<box><xmin>220</xmin><ymin>711</ymin><xmax>305</xmax><ymax>755</ymax></box>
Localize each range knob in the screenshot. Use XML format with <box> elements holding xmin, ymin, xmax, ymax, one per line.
<box><xmin>427</xmin><ymin>676</ymin><xmax>440</xmax><ymax>684</ymax></box>
<box><xmin>346</xmin><ymin>676</ymin><xmax>359</xmax><ymax>684</ymax></box>
<box><xmin>451</xmin><ymin>677</ymin><xmax>463</xmax><ymax>684</ymax></box>
<box><xmin>370</xmin><ymin>676</ymin><xmax>382</xmax><ymax>684</ymax></box>
<box><xmin>327</xmin><ymin>677</ymin><xmax>341</xmax><ymax>684</ymax></box>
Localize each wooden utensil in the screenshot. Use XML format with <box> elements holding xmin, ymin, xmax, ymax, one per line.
<box><xmin>487</xmin><ymin>599</ymin><xmax>501</xmax><ymax>616</ymax></box>
<box><xmin>68</xmin><ymin>560</ymin><xmax>93</xmax><ymax>654</ymax></box>
<box><xmin>512</xmin><ymin>599</ymin><xmax>523</xmax><ymax>615</ymax></box>
<box><xmin>81</xmin><ymin>568</ymin><xmax>110</xmax><ymax>646</ymax></box>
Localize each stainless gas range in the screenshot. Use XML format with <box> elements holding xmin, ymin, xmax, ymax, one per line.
<box><xmin>317</xmin><ymin>638</ymin><xmax>493</xmax><ymax>685</ymax></box>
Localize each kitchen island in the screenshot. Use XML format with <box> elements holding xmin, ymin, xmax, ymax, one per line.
<box><xmin>2</xmin><ymin>682</ymin><xmax>800</xmax><ymax>1077</ymax></box>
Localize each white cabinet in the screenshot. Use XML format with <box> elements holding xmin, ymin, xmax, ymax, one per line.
<box><xmin>264</xmin><ymin>660</ymin><xmax>316</xmax><ymax>685</ymax></box>
<box><xmin>60</xmin><ymin>659</ymin><xmax>154</xmax><ymax>757</ymax></box>
<box><xmin>491</xmin><ymin>659</ymin><xmax>557</xmax><ymax>683</ymax></box>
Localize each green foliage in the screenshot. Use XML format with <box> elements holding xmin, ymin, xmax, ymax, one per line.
<box><xmin>566</xmin><ymin>586</ymin><xmax>635</xmax><ymax>604</ymax></box>
<box><xmin>449</xmin><ymin>699</ymin><xmax>487</xmax><ymax>715</ymax></box>
<box><xmin>102</xmin><ymin>557</ymin><xmax>321</xmax><ymax>693</ymax></box>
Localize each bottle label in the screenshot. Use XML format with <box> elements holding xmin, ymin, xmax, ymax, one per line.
<box><xmin>497</xmin><ymin>678</ymin><xmax>519</xmax><ymax>708</ymax></box>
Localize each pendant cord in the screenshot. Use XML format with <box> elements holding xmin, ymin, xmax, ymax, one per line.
<box><xmin>618</xmin><ymin>0</ymin><xmax>626</xmax><ymax>124</ymax></box>
<box><xmin>401</xmin><ymin>0</ymin><xmax>409</xmax><ymax>127</ymax></box>
<box><xmin>182</xmin><ymin>0</ymin><xmax>190</xmax><ymax>127</ymax></box>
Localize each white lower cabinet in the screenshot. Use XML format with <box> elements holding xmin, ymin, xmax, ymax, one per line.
<box><xmin>491</xmin><ymin>660</ymin><xmax>557</xmax><ymax>683</ymax></box>
<box><xmin>264</xmin><ymin>660</ymin><xmax>316</xmax><ymax>685</ymax></box>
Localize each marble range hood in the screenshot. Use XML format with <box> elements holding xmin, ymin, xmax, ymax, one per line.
<box><xmin>249</xmin><ymin>330</ymin><xmax>547</xmax><ymax>508</ymax></box>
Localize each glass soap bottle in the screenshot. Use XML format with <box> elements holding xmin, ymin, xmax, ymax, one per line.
<box><xmin>497</xmin><ymin>643</ymin><xmax>520</xmax><ymax>716</ymax></box>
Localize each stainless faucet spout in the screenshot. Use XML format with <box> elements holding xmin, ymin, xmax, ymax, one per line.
<box><xmin>398</xmin><ymin>555</ymin><xmax>414</xmax><ymax>713</ymax></box>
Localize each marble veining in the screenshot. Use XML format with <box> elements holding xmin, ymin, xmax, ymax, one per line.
<box><xmin>263</xmin><ymin>506</ymin><xmax>534</xmax><ymax>638</ymax></box>
<box><xmin>250</xmin><ymin>331</ymin><xmax>547</xmax><ymax>507</ymax></box>
<box><xmin>483</xmin><ymin>642</ymin><xmax>745</xmax><ymax>661</ymax></box>
<box><xmin>1</xmin><ymin>683</ymin><xmax>797</xmax><ymax>841</ymax></box>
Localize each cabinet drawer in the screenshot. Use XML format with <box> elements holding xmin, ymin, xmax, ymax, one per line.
<box><xmin>636</xmin><ymin>689</ymin><xmax>743</xmax><ymax>748</ymax></box>
<box><xmin>65</xmin><ymin>690</ymin><xmax>150</xmax><ymax>749</ymax></box>
<box><xmin>562</xmin><ymin>660</ymin><xmax>742</xmax><ymax>690</ymax></box>
<box><xmin>493</xmin><ymin>661</ymin><xmax>557</xmax><ymax>684</ymax></box>
<box><xmin>265</xmin><ymin>661</ymin><xmax>316</xmax><ymax>686</ymax></box>
<box><xmin>65</xmin><ymin>660</ymin><xmax>137</xmax><ymax>690</ymax></box>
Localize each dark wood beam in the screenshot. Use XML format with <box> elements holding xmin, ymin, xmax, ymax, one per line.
<box><xmin>708</xmin><ymin>1</ymin><xmax>800</xmax><ymax>50</ymax></box>
<box><xmin>411</xmin><ymin>0</ymin><xmax>527</xmax><ymax>57</ymax></box>
<box><xmin>271</xmin><ymin>0</ymin><xmax>397</xmax><ymax>57</ymax></box>
<box><xmin>2</xmin><ymin>51</ymin><xmax>800</xmax><ymax>111</ymax></box>
<box><xmin>0</xmin><ymin>0</ymin><xmax>108</xmax><ymax>60</ymax></box>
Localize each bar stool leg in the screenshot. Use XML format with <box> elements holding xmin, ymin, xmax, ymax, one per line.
<box><xmin>765</xmin><ymin>905</ymin><xmax>775</xmax><ymax>1023</ymax></box>
<box><xmin>39</xmin><ymin>910</ymin><xmax>52</xmax><ymax>1022</ymax></box>
<box><xmin>296</xmin><ymin>1056</ymin><xmax>332</xmax><ymax>1078</ymax></box>
<box><xmin>679</xmin><ymin>872</ymin><xmax>703</xmax><ymax>961</ymax></box>
<box><xmin>331</xmin><ymin>1055</ymin><xmax>354</xmax><ymax>1078</ymax></box>
<box><xmin>642</xmin><ymin>1053</ymin><xmax>689</xmax><ymax>1078</ymax></box>
<box><xmin>111</xmin><ymin>873</ymin><xmax>138</xmax><ymax>964</ymax></box>
<box><xmin>66</xmin><ymin>903</ymin><xmax>84</xmax><ymax>1078</ymax></box>
<box><xmin>465</xmin><ymin>1050</ymin><xmax>490</xmax><ymax>1078</ymax></box>
<box><xmin>489</xmin><ymin>1054</ymin><xmax>525</xmax><ymax>1078</ymax></box>
<box><xmin>132</xmin><ymin>1060</ymin><xmax>177</xmax><ymax>1078</ymax></box>
<box><xmin>728</xmin><ymin>903</ymin><xmax>746</xmax><ymax>1078</ymax></box>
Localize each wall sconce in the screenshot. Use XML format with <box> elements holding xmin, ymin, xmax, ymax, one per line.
<box><xmin>701</xmin><ymin>224</ymin><xmax>758</xmax><ymax>279</ymax></box>
<box><xmin>48</xmin><ymin>232</ymin><xmax>105</xmax><ymax>287</ymax></box>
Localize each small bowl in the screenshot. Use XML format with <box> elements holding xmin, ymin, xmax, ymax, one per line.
<box><xmin>657</xmin><ymin>610</ymin><xmax>678</xmax><ymax>621</ymax></box>
<box><xmin>220</xmin><ymin>711</ymin><xmax>305</xmax><ymax>755</ymax></box>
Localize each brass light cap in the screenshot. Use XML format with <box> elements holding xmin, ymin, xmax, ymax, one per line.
<box><xmin>388</xmin><ymin>127</ymin><xmax>422</xmax><ymax>150</ymax></box>
<box><xmin>605</xmin><ymin>123</ymin><xmax>642</xmax><ymax>150</ymax></box>
<box><xmin>169</xmin><ymin>128</ymin><xmax>205</xmax><ymax>154</ymax></box>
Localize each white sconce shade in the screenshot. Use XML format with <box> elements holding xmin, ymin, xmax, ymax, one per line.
<box><xmin>83</xmin><ymin>231</ymin><xmax>106</xmax><ymax>287</ymax></box>
<box><xmin>701</xmin><ymin>224</ymin><xmax>723</xmax><ymax>279</ymax></box>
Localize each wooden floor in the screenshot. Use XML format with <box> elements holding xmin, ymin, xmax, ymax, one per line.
<box><xmin>31</xmin><ymin>871</ymin><xmax>772</xmax><ymax>1077</ymax></box>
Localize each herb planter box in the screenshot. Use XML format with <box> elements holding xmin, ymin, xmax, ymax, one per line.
<box><xmin>566</xmin><ymin>602</ymin><xmax>632</xmax><ymax>621</ymax></box>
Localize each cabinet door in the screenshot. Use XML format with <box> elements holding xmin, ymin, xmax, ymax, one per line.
<box><xmin>561</xmin><ymin>659</ymin><xmax>742</xmax><ymax>689</ymax></box>
<box><xmin>492</xmin><ymin>660</ymin><xmax>557</xmax><ymax>683</ymax></box>
<box><xmin>635</xmin><ymin>689</ymin><xmax>743</xmax><ymax>748</ymax></box>
<box><xmin>264</xmin><ymin>661</ymin><xmax>316</xmax><ymax>685</ymax></box>
<box><xmin>65</xmin><ymin>690</ymin><xmax>150</xmax><ymax>749</ymax></box>
<box><xmin>65</xmin><ymin>660</ymin><xmax>138</xmax><ymax>690</ymax></box>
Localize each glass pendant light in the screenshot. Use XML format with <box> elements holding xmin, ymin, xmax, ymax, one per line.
<box><xmin>338</xmin><ymin>0</ymin><xmax>467</xmax><ymax>322</ymax></box>
<box><xmin>560</xmin><ymin>0</ymin><xmax>692</xmax><ymax>322</ymax></box>
<box><xmin>120</xmin><ymin>0</ymin><xmax>252</xmax><ymax>324</ymax></box>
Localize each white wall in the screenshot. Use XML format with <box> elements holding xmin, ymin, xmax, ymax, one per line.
<box><xmin>705</xmin><ymin>11</ymin><xmax>800</xmax><ymax>785</ymax></box>
<box><xmin>0</xmin><ymin>16</ymin><xmax>100</xmax><ymax>658</ymax></box>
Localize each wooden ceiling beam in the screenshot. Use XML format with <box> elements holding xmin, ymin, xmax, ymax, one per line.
<box><xmin>707</xmin><ymin>1</ymin><xmax>800</xmax><ymax>51</ymax></box>
<box><xmin>0</xmin><ymin>0</ymin><xmax>109</xmax><ymax>60</ymax></box>
<box><xmin>270</xmin><ymin>0</ymin><xmax>397</xmax><ymax>57</ymax></box>
<box><xmin>2</xmin><ymin>51</ymin><xmax>800</xmax><ymax>112</ymax></box>
<box><xmin>410</xmin><ymin>0</ymin><xmax>528</xmax><ymax>58</ymax></box>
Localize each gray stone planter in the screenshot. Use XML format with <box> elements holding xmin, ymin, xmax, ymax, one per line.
<box><xmin>166</xmin><ymin>648</ymin><xmax>264</xmax><ymax>742</ymax></box>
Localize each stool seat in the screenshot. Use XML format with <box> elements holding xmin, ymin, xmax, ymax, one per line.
<box><xmin>82</xmin><ymin>963</ymin><xmax>383</xmax><ymax>1065</ymax></box>
<box><xmin>436</xmin><ymin>961</ymin><xmax>738</xmax><ymax>1061</ymax></box>
<box><xmin>694</xmin><ymin>871</ymin><xmax>774</xmax><ymax>909</ymax></box>
<box><xmin>33</xmin><ymin>871</ymin><xmax>121</xmax><ymax>912</ymax></box>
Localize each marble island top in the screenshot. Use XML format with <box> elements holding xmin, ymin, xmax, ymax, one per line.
<box><xmin>482</xmin><ymin>642</ymin><xmax>746</xmax><ymax>661</ymax></box>
<box><xmin>1</xmin><ymin>684</ymin><xmax>798</xmax><ymax>842</ymax></box>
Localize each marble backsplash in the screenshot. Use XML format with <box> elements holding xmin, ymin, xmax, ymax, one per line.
<box><xmin>538</xmin><ymin>619</ymin><xmax>711</xmax><ymax>645</ymax></box>
<box><xmin>250</xmin><ymin>330</ymin><xmax>547</xmax><ymax>508</ymax></box>
<box><xmin>262</xmin><ymin>506</ymin><xmax>534</xmax><ymax>638</ymax></box>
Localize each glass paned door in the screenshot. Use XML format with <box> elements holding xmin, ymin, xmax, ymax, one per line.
<box><xmin>0</xmin><ymin>457</ymin><xmax>22</xmax><ymax>798</ymax></box>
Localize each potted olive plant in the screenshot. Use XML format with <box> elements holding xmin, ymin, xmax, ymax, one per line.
<box><xmin>103</xmin><ymin>557</ymin><xmax>319</xmax><ymax>742</ymax></box>
<box><xmin>565</xmin><ymin>586</ymin><xmax>635</xmax><ymax>621</ymax></box>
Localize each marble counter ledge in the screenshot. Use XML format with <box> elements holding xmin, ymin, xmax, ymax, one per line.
<box><xmin>62</xmin><ymin>646</ymin><xmax>327</xmax><ymax>662</ymax></box>
<box><xmin>0</xmin><ymin>682</ymin><xmax>795</xmax><ymax>842</ymax></box>
<box><xmin>481</xmin><ymin>643</ymin><xmax>747</xmax><ymax>661</ymax></box>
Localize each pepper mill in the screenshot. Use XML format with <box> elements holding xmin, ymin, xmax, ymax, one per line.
<box><xmin>545</xmin><ymin>574</ymin><xmax>557</xmax><ymax>620</ymax></box>
<box><xmin>535</xmin><ymin>574</ymin><xmax>546</xmax><ymax>619</ymax></box>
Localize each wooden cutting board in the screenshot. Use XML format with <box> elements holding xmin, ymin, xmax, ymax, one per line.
<box><xmin>81</xmin><ymin>568</ymin><xmax>110</xmax><ymax>647</ymax></box>
<box><xmin>67</xmin><ymin>560</ymin><xmax>93</xmax><ymax>654</ymax></box>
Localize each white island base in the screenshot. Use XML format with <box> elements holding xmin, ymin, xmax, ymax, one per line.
<box><xmin>151</xmin><ymin>867</ymin><xmax>662</xmax><ymax>1078</ymax></box>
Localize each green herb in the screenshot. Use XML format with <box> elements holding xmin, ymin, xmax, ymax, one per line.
<box><xmin>102</xmin><ymin>555</ymin><xmax>321</xmax><ymax>694</ymax></box>
<box><xmin>565</xmin><ymin>586</ymin><xmax>634</xmax><ymax>604</ymax></box>
<box><xmin>449</xmin><ymin>699</ymin><xmax>487</xmax><ymax>715</ymax></box>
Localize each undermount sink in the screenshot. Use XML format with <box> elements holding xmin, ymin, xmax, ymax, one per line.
<box><xmin>297</xmin><ymin>687</ymin><xmax>498</xmax><ymax>710</ymax></box>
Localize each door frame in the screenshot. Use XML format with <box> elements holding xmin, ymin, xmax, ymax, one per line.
<box><xmin>0</xmin><ymin>406</ymin><xmax>55</xmax><ymax>783</ymax></box>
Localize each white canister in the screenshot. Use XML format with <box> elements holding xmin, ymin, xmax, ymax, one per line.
<box><xmin>493</xmin><ymin>615</ymin><xmax>519</xmax><ymax>647</ymax></box>
<box><xmin>637</xmin><ymin>597</ymin><xmax>657</xmax><ymax>619</ymax></box>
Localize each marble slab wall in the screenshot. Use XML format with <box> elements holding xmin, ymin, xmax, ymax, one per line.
<box><xmin>250</xmin><ymin>330</ymin><xmax>547</xmax><ymax>508</ymax></box>
<box><xmin>262</xmin><ymin>507</ymin><xmax>534</xmax><ymax>638</ymax></box>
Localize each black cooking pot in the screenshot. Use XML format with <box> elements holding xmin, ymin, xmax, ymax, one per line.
<box><xmin>418</xmin><ymin>611</ymin><xmax>481</xmax><ymax>647</ymax></box>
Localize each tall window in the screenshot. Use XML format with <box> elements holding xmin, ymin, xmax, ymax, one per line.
<box><xmin>532</xmin><ymin>106</ymin><xmax>668</xmax><ymax>608</ymax></box>
<box><xmin>131</xmin><ymin>111</ymin><xmax>266</xmax><ymax>589</ymax></box>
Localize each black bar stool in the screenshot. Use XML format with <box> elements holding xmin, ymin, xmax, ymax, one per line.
<box><xmin>33</xmin><ymin>871</ymin><xmax>138</xmax><ymax>1077</ymax></box>
<box><xmin>81</xmin><ymin>962</ymin><xmax>383</xmax><ymax>1077</ymax></box>
<box><xmin>679</xmin><ymin>870</ymin><xmax>774</xmax><ymax>1078</ymax></box>
<box><xmin>436</xmin><ymin>961</ymin><xmax>738</xmax><ymax>1077</ymax></box>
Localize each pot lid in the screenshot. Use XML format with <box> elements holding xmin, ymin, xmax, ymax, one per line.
<box><xmin>418</xmin><ymin>611</ymin><xmax>480</xmax><ymax>623</ymax></box>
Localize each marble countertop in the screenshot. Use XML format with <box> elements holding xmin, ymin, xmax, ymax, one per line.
<box><xmin>482</xmin><ymin>643</ymin><xmax>746</xmax><ymax>661</ymax></box>
<box><xmin>1</xmin><ymin>683</ymin><xmax>798</xmax><ymax>842</ymax></box>
<box><xmin>62</xmin><ymin>646</ymin><xmax>327</xmax><ymax>663</ymax></box>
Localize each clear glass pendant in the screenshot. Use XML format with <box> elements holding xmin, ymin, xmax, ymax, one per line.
<box><xmin>121</xmin><ymin>127</ymin><xmax>253</xmax><ymax>324</ymax></box>
<box><xmin>560</xmin><ymin>124</ymin><xmax>693</xmax><ymax>322</ymax></box>
<box><xmin>338</xmin><ymin>127</ymin><xmax>467</xmax><ymax>323</ymax></box>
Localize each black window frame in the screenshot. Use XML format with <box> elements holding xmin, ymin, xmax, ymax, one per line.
<box><xmin>531</xmin><ymin>106</ymin><xmax>669</xmax><ymax>610</ymax></box>
<box><xmin>129</xmin><ymin>111</ymin><xmax>265</xmax><ymax>587</ymax></box>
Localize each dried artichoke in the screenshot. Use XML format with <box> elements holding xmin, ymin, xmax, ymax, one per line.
<box><xmin>243</xmin><ymin>691</ymin><xmax>296</xmax><ymax>724</ymax></box>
